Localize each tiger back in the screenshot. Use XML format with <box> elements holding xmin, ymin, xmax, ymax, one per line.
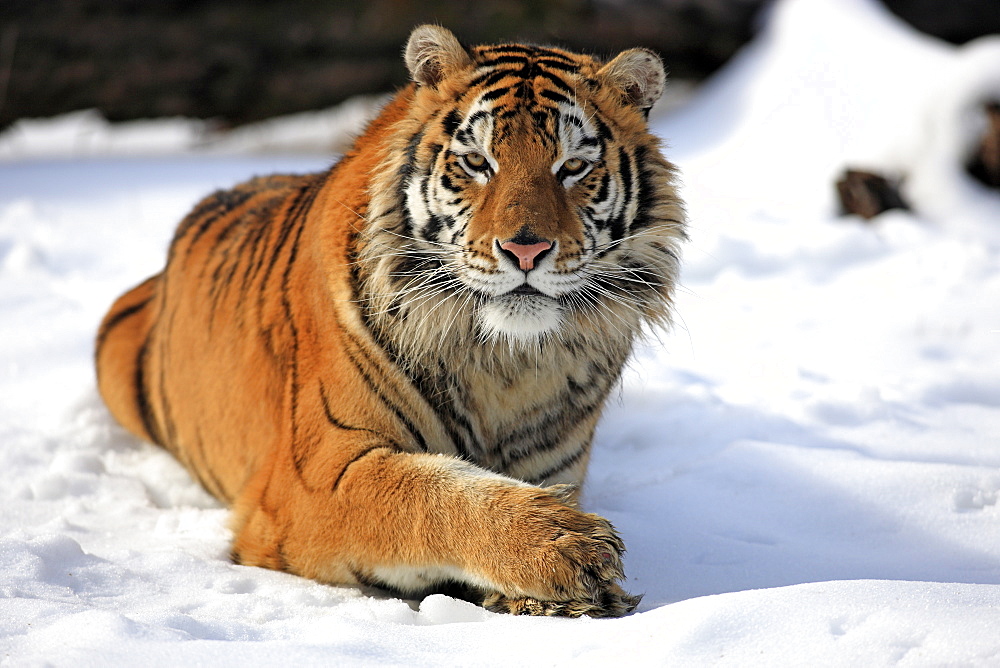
<box><xmin>95</xmin><ymin>25</ymin><xmax>685</xmax><ymax>617</ymax></box>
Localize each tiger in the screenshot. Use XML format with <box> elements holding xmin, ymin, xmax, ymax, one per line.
<box><xmin>95</xmin><ymin>25</ymin><xmax>686</xmax><ymax>618</ymax></box>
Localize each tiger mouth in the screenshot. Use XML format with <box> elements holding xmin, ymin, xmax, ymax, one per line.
<box><xmin>507</xmin><ymin>284</ymin><xmax>545</xmax><ymax>297</ymax></box>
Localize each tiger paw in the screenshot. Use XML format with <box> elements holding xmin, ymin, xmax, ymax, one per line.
<box><xmin>473</xmin><ymin>485</ymin><xmax>643</xmax><ymax>617</ymax></box>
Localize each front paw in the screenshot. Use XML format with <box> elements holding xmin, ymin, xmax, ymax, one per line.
<box><xmin>474</xmin><ymin>485</ymin><xmax>642</xmax><ymax>617</ymax></box>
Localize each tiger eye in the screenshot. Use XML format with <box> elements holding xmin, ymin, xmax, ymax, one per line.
<box><xmin>562</xmin><ymin>158</ymin><xmax>587</xmax><ymax>175</ymax></box>
<box><xmin>463</xmin><ymin>152</ymin><xmax>488</xmax><ymax>171</ymax></box>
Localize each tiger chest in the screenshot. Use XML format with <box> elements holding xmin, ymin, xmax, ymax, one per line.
<box><xmin>410</xmin><ymin>347</ymin><xmax>626</xmax><ymax>485</ymax></box>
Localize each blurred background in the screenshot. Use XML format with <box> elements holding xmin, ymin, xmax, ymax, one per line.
<box><xmin>2</xmin><ymin>0</ymin><xmax>999</xmax><ymax>131</ymax></box>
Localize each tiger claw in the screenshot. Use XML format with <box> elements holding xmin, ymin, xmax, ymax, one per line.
<box><xmin>483</xmin><ymin>583</ymin><xmax>642</xmax><ymax>618</ymax></box>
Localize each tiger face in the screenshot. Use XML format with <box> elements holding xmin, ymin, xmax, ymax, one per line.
<box><xmin>364</xmin><ymin>26</ymin><xmax>684</xmax><ymax>352</ymax></box>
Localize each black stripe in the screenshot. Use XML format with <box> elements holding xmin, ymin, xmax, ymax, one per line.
<box><xmin>480</xmin><ymin>54</ymin><xmax>529</xmax><ymax>67</ymax></box>
<box><xmin>256</xmin><ymin>184</ymin><xmax>314</xmax><ymax>318</ymax></box>
<box><xmin>239</xmin><ymin>174</ymin><xmax>326</xmax><ymax>312</ymax></box>
<box><xmin>397</xmin><ymin>129</ymin><xmax>425</xmax><ymax>197</ymax></box>
<box><xmin>238</xmin><ymin>204</ymin><xmax>278</xmax><ymax>299</ymax></box>
<box><xmin>408</xmin><ymin>360</ymin><xmax>474</xmax><ymax>461</ymax></box>
<box><xmin>478</xmin><ymin>86</ymin><xmax>509</xmax><ymax>102</ymax></box>
<box><xmin>331</xmin><ymin>446</ymin><xmax>398</xmax><ymax>492</ymax></box>
<box><xmin>427</xmin><ymin>143</ymin><xmax>444</xmax><ymax>163</ymax></box>
<box><xmin>185</xmin><ymin>188</ymin><xmax>256</xmax><ymax>253</ymax></box>
<box><xmin>189</xmin><ymin>428</ymin><xmax>231</xmax><ymax>502</ymax></box>
<box><xmin>204</xmin><ymin>196</ymin><xmax>271</xmax><ymax>306</ymax></box>
<box><xmin>283</xmin><ymin>209</ymin><xmax>310</xmax><ymax>483</ymax></box>
<box><xmin>479</xmin><ymin>44</ymin><xmax>576</xmax><ymax>62</ymax></box>
<box><xmin>95</xmin><ymin>295</ymin><xmax>152</xmax><ymax>354</ymax></box>
<box><xmin>449</xmin><ymin>221</ymin><xmax>468</xmax><ymax>247</ymax></box>
<box><xmin>615</xmin><ymin>258</ymin><xmax>665</xmax><ymax>294</ymax></box>
<box><xmin>496</xmin><ymin>379</ymin><xmax>608</xmax><ymax>469</ymax></box>
<box><xmin>593</xmin><ymin>116</ymin><xmax>614</xmax><ymax>143</ymax></box>
<box><xmin>275</xmin><ymin>541</ymin><xmax>292</xmax><ymax>574</ymax></box>
<box><xmin>343</xmin><ymin>338</ymin><xmax>429</xmax><ymax>453</ymax></box>
<box><xmin>204</xmin><ymin>205</ymin><xmax>250</xmax><ymax>263</ymax></box>
<box><xmin>465</xmin><ymin>109</ymin><xmax>490</xmax><ymax>128</ymax></box>
<box><xmin>156</xmin><ymin>331</ymin><xmax>178</xmax><ymax>453</ymax></box>
<box><xmin>533</xmin><ymin>70</ymin><xmax>576</xmax><ymax>95</ymax></box>
<box><xmin>605</xmin><ymin>215</ymin><xmax>626</xmax><ymax>245</ymax></box>
<box><xmin>134</xmin><ymin>335</ymin><xmax>162</xmax><ymax>446</ymax></box>
<box><xmin>630</xmin><ymin>145</ymin><xmax>660</xmax><ymax>231</ymax></box>
<box><xmin>320</xmin><ymin>383</ymin><xmax>369</xmax><ymax>432</ymax></box>
<box><xmin>439</xmin><ymin>173</ymin><xmax>461</xmax><ymax>194</ymax></box>
<box><xmin>528</xmin><ymin>446</ymin><xmax>587</xmax><ymax>485</ymax></box>
<box><xmin>173</xmin><ymin>192</ymin><xmax>226</xmax><ymax>242</ymax></box>
<box><xmin>604</xmin><ymin>147</ymin><xmax>635</xmax><ymax>242</ymax></box>
<box><xmin>467</xmin><ymin>67</ymin><xmax>514</xmax><ymax>91</ymax></box>
<box><xmin>618</xmin><ymin>146</ymin><xmax>634</xmax><ymax>197</ymax></box>
<box><xmin>541</xmin><ymin>89</ymin><xmax>571</xmax><ymax>105</ymax></box>
<box><xmin>319</xmin><ymin>382</ymin><xmax>403</xmax><ymax>452</ymax></box>
<box><xmin>290</xmin><ymin>434</ymin><xmax>317</xmax><ymax>483</ymax></box>
<box><xmin>592</xmin><ymin>172</ymin><xmax>611</xmax><ymax>207</ymax></box>
<box><xmin>478</xmin><ymin>66</ymin><xmax>576</xmax><ymax>95</ymax></box>
<box><xmin>653</xmin><ymin>241</ymin><xmax>681</xmax><ymax>263</ymax></box>
<box><xmin>536</xmin><ymin>58</ymin><xmax>579</xmax><ymax>72</ymax></box>
<box><xmin>422</xmin><ymin>214</ymin><xmax>448</xmax><ymax>242</ymax></box>
<box><xmin>442</xmin><ymin>109</ymin><xmax>462</xmax><ymax>136</ymax></box>
<box><xmin>399</xmin><ymin>200</ymin><xmax>418</xmax><ymax>238</ymax></box>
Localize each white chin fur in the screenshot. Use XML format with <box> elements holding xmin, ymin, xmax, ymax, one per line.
<box><xmin>477</xmin><ymin>294</ymin><xmax>564</xmax><ymax>343</ymax></box>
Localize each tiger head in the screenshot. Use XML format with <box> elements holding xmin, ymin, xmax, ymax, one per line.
<box><xmin>361</xmin><ymin>26</ymin><xmax>685</xmax><ymax>355</ymax></box>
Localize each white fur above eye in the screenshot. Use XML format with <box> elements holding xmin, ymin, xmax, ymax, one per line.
<box><xmin>477</xmin><ymin>294</ymin><xmax>565</xmax><ymax>343</ymax></box>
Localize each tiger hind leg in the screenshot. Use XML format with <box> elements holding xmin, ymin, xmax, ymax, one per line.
<box><xmin>95</xmin><ymin>274</ymin><xmax>161</xmax><ymax>444</ymax></box>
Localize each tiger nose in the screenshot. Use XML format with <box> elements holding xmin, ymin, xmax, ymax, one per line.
<box><xmin>499</xmin><ymin>239</ymin><xmax>553</xmax><ymax>271</ymax></box>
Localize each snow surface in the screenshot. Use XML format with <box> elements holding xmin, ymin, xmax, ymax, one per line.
<box><xmin>3</xmin><ymin>0</ymin><xmax>1000</xmax><ymax>664</ymax></box>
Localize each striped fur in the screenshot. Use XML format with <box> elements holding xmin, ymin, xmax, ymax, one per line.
<box><xmin>95</xmin><ymin>25</ymin><xmax>685</xmax><ymax>618</ymax></box>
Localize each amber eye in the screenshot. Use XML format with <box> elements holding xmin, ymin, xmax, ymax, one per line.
<box><xmin>559</xmin><ymin>158</ymin><xmax>589</xmax><ymax>179</ymax></box>
<box><xmin>462</xmin><ymin>152</ymin><xmax>489</xmax><ymax>172</ymax></box>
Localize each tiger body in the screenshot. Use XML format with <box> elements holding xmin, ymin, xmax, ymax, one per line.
<box><xmin>96</xmin><ymin>26</ymin><xmax>685</xmax><ymax>617</ymax></box>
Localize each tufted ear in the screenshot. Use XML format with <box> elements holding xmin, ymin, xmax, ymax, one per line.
<box><xmin>597</xmin><ymin>48</ymin><xmax>666</xmax><ymax>112</ymax></box>
<box><xmin>404</xmin><ymin>25</ymin><xmax>473</xmax><ymax>89</ymax></box>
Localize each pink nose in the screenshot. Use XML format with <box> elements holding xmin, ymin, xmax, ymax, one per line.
<box><xmin>499</xmin><ymin>240</ymin><xmax>552</xmax><ymax>271</ymax></box>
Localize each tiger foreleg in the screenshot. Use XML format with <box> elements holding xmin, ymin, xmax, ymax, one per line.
<box><xmin>229</xmin><ymin>447</ymin><xmax>640</xmax><ymax>617</ymax></box>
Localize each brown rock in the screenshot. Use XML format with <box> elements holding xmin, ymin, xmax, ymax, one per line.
<box><xmin>836</xmin><ymin>169</ymin><xmax>909</xmax><ymax>220</ymax></box>
<box><xmin>967</xmin><ymin>101</ymin><xmax>1000</xmax><ymax>189</ymax></box>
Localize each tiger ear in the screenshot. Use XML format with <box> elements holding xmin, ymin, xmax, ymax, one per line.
<box><xmin>597</xmin><ymin>48</ymin><xmax>666</xmax><ymax>112</ymax></box>
<box><xmin>405</xmin><ymin>25</ymin><xmax>473</xmax><ymax>89</ymax></box>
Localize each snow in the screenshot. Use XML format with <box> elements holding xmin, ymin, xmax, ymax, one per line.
<box><xmin>0</xmin><ymin>96</ymin><xmax>387</xmax><ymax>162</ymax></box>
<box><xmin>3</xmin><ymin>0</ymin><xmax>1000</xmax><ymax>664</ymax></box>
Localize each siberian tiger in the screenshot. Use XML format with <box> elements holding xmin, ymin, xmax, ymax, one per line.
<box><xmin>95</xmin><ymin>25</ymin><xmax>686</xmax><ymax>617</ymax></box>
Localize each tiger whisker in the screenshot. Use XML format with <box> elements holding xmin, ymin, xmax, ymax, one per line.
<box><xmin>590</xmin><ymin>227</ymin><xmax>679</xmax><ymax>255</ymax></box>
<box><xmin>564</xmin><ymin>291</ymin><xmax>631</xmax><ymax>347</ymax></box>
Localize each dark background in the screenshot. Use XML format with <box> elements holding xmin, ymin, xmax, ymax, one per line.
<box><xmin>1</xmin><ymin>0</ymin><xmax>998</xmax><ymax>131</ymax></box>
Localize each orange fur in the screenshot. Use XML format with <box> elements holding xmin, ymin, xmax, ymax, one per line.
<box><xmin>95</xmin><ymin>26</ymin><xmax>685</xmax><ymax>617</ymax></box>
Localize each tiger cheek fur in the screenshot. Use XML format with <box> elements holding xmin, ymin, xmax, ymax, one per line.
<box><xmin>94</xmin><ymin>24</ymin><xmax>685</xmax><ymax>618</ymax></box>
